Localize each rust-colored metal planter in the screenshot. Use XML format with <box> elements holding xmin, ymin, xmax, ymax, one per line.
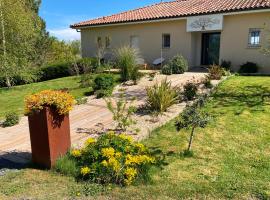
<box><xmin>28</xmin><ymin>107</ymin><xmax>71</xmax><ymax>168</ymax></box>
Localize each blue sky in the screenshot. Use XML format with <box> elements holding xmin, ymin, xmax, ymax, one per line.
<box><xmin>40</xmin><ymin>0</ymin><xmax>162</xmax><ymax>41</ymax></box>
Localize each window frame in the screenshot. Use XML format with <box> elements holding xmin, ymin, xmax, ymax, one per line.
<box><xmin>248</xmin><ymin>28</ymin><xmax>261</xmax><ymax>48</ymax></box>
<box><xmin>105</xmin><ymin>36</ymin><xmax>111</xmax><ymax>49</ymax></box>
<box><xmin>162</xmin><ymin>34</ymin><xmax>171</xmax><ymax>49</ymax></box>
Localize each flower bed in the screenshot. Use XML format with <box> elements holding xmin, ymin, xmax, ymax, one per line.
<box><xmin>56</xmin><ymin>132</ymin><xmax>156</xmax><ymax>186</ymax></box>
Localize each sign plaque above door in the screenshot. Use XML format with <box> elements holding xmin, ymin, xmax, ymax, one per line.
<box><xmin>187</xmin><ymin>14</ymin><xmax>223</xmax><ymax>32</ymax></box>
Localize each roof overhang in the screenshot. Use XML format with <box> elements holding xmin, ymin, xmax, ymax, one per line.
<box><xmin>71</xmin><ymin>8</ymin><xmax>270</xmax><ymax>30</ymax></box>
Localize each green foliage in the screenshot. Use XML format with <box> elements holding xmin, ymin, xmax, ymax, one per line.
<box><xmin>161</xmin><ymin>65</ymin><xmax>172</xmax><ymax>75</ymax></box>
<box><xmin>183</xmin><ymin>82</ymin><xmax>198</xmax><ymax>101</ymax></box>
<box><xmin>2</xmin><ymin>112</ymin><xmax>19</xmax><ymax>127</ymax></box>
<box><xmin>76</xmin><ymin>97</ymin><xmax>88</xmax><ymax>105</ymax></box>
<box><xmin>54</xmin><ymin>155</ymin><xmax>78</xmax><ymax>177</ymax></box>
<box><xmin>94</xmin><ymin>74</ymin><xmax>115</xmax><ymax>98</ymax></box>
<box><xmin>239</xmin><ymin>62</ymin><xmax>259</xmax><ymax>73</ymax></box>
<box><xmin>115</xmin><ymin>46</ymin><xmax>141</xmax><ymax>83</ymax></box>
<box><xmin>175</xmin><ymin>103</ymin><xmax>209</xmax><ymax>151</ymax></box>
<box><xmin>75</xmin><ymin>58</ymin><xmax>99</xmax><ymax>74</ymax></box>
<box><xmin>40</xmin><ymin>62</ymin><xmax>72</xmax><ymax>81</ymax></box>
<box><xmin>94</xmin><ymin>74</ymin><xmax>115</xmax><ymax>91</ymax></box>
<box><xmin>203</xmin><ymin>76</ymin><xmax>213</xmax><ymax>89</ymax></box>
<box><xmin>168</xmin><ymin>55</ymin><xmax>188</xmax><ymax>74</ymax></box>
<box><xmin>208</xmin><ymin>65</ymin><xmax>223</xmax><ymax>80</ymax></box>
<box><xmin>146</xmin><ymin>79</ymin><xmax>178</xmax><ymax>113</ymax></box>
<box><xmin>62</xmin><ymin>133</ymin><xmax>155</xmax><ymax>186</ymax></box>
<box><xmin>106</xmin><ymin>94</ymin><xmax>137</xmax><ymax>131</ymax></box>
<box><xmin>220</xmin><ymin>60</ymin><xmax>231</xmax><ymax>71</ymax></box>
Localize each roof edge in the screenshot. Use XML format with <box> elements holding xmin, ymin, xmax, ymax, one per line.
<box><xmin>70</xmin><ymin>7</ymin><xmax>270</xmax><ymax>29</ymax></box>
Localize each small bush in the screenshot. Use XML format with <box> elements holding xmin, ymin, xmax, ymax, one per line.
<box><xmin>2</xmin><ymin>112</ymin><xmax>20</xmax><ymax>127</ymax></box>
<box><xmin>75</xmin><ymin>58</ymin><xmax>99</xmax><ymax>74</ymax></box>
<box><xmin>161</xmin><ymin>65</ymin><xmax>172</xmax><ymax>75</ymax></box>
<box><xmin>183</xmin><ymin>82</ymin><xmax>198</xmax><ymax>101</ymax></box>
<box><xmin>169</xmin><ymin>55</ymin><xmax>188</xmax><ymax>74</ymax></box>
<box><xmin>96</xmin><ymin>88</ymin><xmax>113</xmax><ymax>98</ymax></box>
<box><xmin>203</xmin><ymin>76</ymin><xmax>213</xmax><ymax>89</ymax></box>
<box><xmin>146</xmin><ymin>79</ymin><xmax>178</xmax><ymax>113</ymax></box>
<box><xmin>208</xmin><ymin>65</ymin><xmax>223</xmax><ymax>80</ymax></box>
<box><xmin>115</xmin><ymin>46</ymin><xmax>141</xmax><ymax>83</ymax></box>
<box><xmin>58</xmin><ymin>132</ymin><xmax>156</xmax><ymax>186</ymax></box>
<box><xmin>76</xmin><ymin>97</ymin><xmax>88</xmax><ymax>105</ymax></box>
<box><xmin>94</xmin><ymin>74</ymin><xmax>115</xmax><ymax>91</ymax></box>
<box><xmin>239</xmin><ymin>62</ymin><xmax>259</xmax><ymax>73</ymax></box>
<box><xmin>106</xmin><ymin>94</ymin><xmax>137</xmax><ymax>131</ymax></box>
<box><xmin>55</xmin><ymin>155</ymin><xmax>78</xmax><ymax>177</ymax></box>
<box><xmin>40</xmin><ymin>62</ymin><xmax>72</xmax><ymax>81</ymax></box>
<box><xmin>220</xmin><ymin>60</ymin><xmax>231</xmax><ymax>71</ymax></box>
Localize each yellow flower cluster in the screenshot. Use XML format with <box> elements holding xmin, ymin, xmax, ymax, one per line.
<box><xmin>125</xmin><ymin>154</ymin><xmax>155</xmax><ymax>165</ymax></box>
<box><xmin>81</xmin><ymin>166</ymin><xmax>91</xmax><ymax>176</ymax></box>
<box><xmin>119</xmin><ymin>134</ymin><xmax>133</xmax><ymax>143</ymax></box>
<box><xmin>71</xmin><ymin>149</ymin><xmax>81</xmax><ymax>158</ymax></box>
<box><xmin>135</xmin><ymin>143</ymin><xmax>146</xmax><ymax>152</ymax></box>
<box><xmin>102</xmin><ymin>157</ymin><xmax>120</xmax><ymax>172</ymax></box>
<box><xmin>124</xmin><ymin>167</ymin><xmax>137</xmax><ymax>185</ymax></box>
<box><xmin>102</xmin><ymin>147</ymin><xmax>115</xmax><ymax>158</ymax></box>
<box><xmin>25</xmin><ymin>90</ymin><xmax>75</xmax><ymax>116</ymax></box>
<box><xmin>84</xmin><ymin>138</ymin><xmax>96</xmax><ymax>146</ymax></box>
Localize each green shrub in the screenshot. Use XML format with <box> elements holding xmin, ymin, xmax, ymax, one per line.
<box><xmin>75</xmin><ymin>58</ymin><xmax>99</xmax><ymax>74</ymax></box>
<box><xmin>146</xmin><ymin>79</ymin><xmax>178</xmax><ymax>113</ymax></box>
<box><xmin>54</xmin><ymin>155</ymin><xmax>78</xmax><ymax>177</ymax></box>
<box><xmin>161</xmin><ymin>65</ymin><xmax>172</xmax><ymax>75</ymax></box>
<box><xmin>239</xmin><ymin>62</ymin><xmax>259</xmax><ymax>73</ymax></box>
<box><xmin>169</xmin><ymin>55</ymin><xmax>188</xmax><ymax>74</ymax></box>
<box><xmin>94</xmin><ymin>74</ymin><xmax>115</xmax><ymax>91</ymax></box>
<box><xmin>220</xmin><ymin>60</ymin><xmax>231</xmax><ymax>71</ymax></box>
<box><xmin>96</xmin><ymin>88</ymin><xmax>113</xmax><ymax>98</ymax></box>
<box><xmin>76</xmin><ymin>97</ymin><xmax>88</xmax><ymax>105</ymax></box>
<box><xmin>183</xmin><ymin>82</ymin><xmax>198</xmax><ymax>101</ymax></box>
<box><xmin>60</xmin><ymin>132</ymin><xmax>156</xmax><ymax>186</ymax></box>
<box><xmin>115</xmin><ymin>46</ymin><xmax>141</xmax><ymax>83</ymax></box>
<box><xmin>203</xmin><ymin>76</ymin><xmax>213</xmax><ymax>89</ymax></box>
<box><xmin>2</xmin><ymin>112</ymin><xmax>20</xmax><ymax>127</ymax></box>
<box><xmin>106</xmin><ymin>94</ymin><xmax>137</xmax><ymax>131</ymax></box>
<box><xmin>80</xmin><ymin>74</ymin><xmax>94</xmax><ymax>88</ymax></box>
<box><xmin>40</xmin><ymin>62</ymin><xmax>72</xmax><ymax>81</ymax></box>
<box><xmin>208</xmin><ymin>65</ymin><xmax>223</xmax><ymax>80</ymax></box>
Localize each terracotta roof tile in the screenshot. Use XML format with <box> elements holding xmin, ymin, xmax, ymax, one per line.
<box><xmin>71</xmin><ymin>0</ymin><xmax>270</xmax><ymax>28</ymax></box>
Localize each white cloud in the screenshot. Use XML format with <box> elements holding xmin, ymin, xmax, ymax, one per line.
<box><xmin>48</xmin><ymin>28</ymin><xmax>81</xmax><ymax>41</ymax></box>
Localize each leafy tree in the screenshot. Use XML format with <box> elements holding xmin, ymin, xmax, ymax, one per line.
<box><xmin>0</xmin><ymin>0</ymin><xmax>48</xmax><ymax>87</ymax></box>
<box><xmin>175</xmin><ymin>101</ymin><xmax>209</xmax><ymax>152</ymax></box>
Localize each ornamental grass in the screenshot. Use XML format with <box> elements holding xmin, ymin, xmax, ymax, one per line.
<box><xmin>55</xmin><ymin>132</ymin><xmax>156</xmax><ymax>186</ymax></box>
<box><xmin>24</xmin><ymin>90</ymin><xmax>76</xmax><ymax>115</ymax></box>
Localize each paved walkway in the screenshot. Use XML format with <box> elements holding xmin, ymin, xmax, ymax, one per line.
<box><xmin>0</xmin><ymin>72</ymin><xmax>206</xmax><ymax>168</ymax></box>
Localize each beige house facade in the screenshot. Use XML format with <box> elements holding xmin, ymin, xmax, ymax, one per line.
<box><xmin>72</xmin><ymin>0</ymin><xmax>270</xmax><ymax>73</ymax></box>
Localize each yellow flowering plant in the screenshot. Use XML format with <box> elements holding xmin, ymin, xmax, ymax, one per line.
<box><xmin>25</xmin><ymin>90</ymin><xmax>76</xmax><ymax>116</ymax></box>
<box><xmin>65</xmin><ymin>132</ymin><xmax>156</xmax><ymax>186</ymax></box>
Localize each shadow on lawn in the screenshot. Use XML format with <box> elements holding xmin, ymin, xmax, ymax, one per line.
<box><xmin>212</xmin><ymin>85</ymin><xmax>270</xmax><ymax>115</ymax></box>
<box><xmin>0</xmin><ymin>151</ymin><xmax>31</xmax><ymax>170</ymax></box>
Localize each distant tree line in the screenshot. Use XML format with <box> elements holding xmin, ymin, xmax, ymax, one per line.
<box><xmin>0</xmin><ymin>0</ymin><xmax>80</xmax><ymax>87</ymax></box>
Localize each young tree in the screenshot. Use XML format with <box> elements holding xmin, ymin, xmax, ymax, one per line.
<box><xmin>0</xmin><ymin>0</ymin><xmax>46</xmax><ymax>87</ymax></box>
<box><xmin>175</xmin><ymin>103</ymin><xmax>209</xmax><ymax>152</ymax></box>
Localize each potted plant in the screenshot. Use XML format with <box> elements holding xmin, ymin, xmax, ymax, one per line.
<box><xmin>25</xmin><ymin>90</ymin><xmax>76</xmax><ymax>168</ymax></box>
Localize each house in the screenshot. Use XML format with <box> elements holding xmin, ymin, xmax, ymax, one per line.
<box><xmin>71</xmin><ymin>0</ymin><xmax>270</xmax><ymax>72</ymax></box>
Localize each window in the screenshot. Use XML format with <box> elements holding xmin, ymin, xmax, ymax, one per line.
<box><xmin>105</xmin><ymin>36</ymin><xmax>111</xmax><ymax>48</ymax></box>
<box><xmin>130</xmin><ymin>35</ymin><xmax>139</xmax><ymax>49</ymax></box>
<box><xmin>248</xmin><ymin>29</ymin><xmax>261</xmax><ymax>47</ymax></box>
<box><xmin>96</xmin><ymin>36</ymin><xmax>102</xmax><ymax>48</ymax></box>
<box><xmin>162</xmin><ymin>34</ymin><xmax>171</xmax><ymax>48</ymax></box>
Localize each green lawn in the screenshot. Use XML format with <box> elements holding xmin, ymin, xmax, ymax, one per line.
<box><xmin>0</xmin><ymin>76</ymin><xmax>270</xmax><ymax>199</ymax></box>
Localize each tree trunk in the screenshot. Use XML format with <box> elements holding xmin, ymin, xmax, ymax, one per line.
<box><xmin>0</xmin><ymin>0</ymin><xmax>11</xmax><ymax>88</ymax></box>
<box><xmin>187</xmin><ymin>126</ymin><xmax>195</xmax><ymax>152</ymax></box>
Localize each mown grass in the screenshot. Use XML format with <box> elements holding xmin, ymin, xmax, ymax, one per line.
<box><xmin>0</xmin><ymin>76</ymin><xmax>269</xmax><ymax>199</ymax></box>
<box><xmin>0</xmin><ymin>74</ymin><xmax>120</xmax><ymax>119</ymax></box>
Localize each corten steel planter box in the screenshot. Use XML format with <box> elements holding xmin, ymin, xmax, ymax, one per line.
<box><xmin>28</xmin><ymin>107</ymin><xmax>71</xmax><ymax>168</ymax></box>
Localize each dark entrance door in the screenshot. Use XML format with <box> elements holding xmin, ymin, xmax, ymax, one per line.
<box><xmin>201</xmin><ymin>32</ymin><xmax>221</xmax><ymax>65</ymax></box>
